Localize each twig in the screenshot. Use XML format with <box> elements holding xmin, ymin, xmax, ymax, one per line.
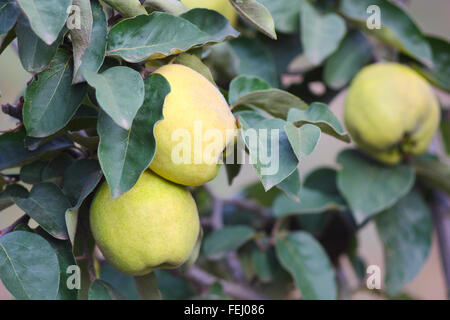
<box><xmin>431</xmin><ymin>191</ymin><xmax>450</xmax><ymax>299</ymax></box>
<box><xmin>183</xmin><ymin>265</ymin><xmax>267</xmax><ymax>300</ymax></box>
<box><xmin>0</xmin><ymin>215</ymin><xmax>29</xmax><ymax>237</ymax></box>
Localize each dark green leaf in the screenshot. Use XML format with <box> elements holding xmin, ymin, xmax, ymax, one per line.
<box><xmin>252</xmin><ymin>247</ymin><xmax>279</xmax><ymax>283</ymax></box>
<box><xmin>154</xmin><ymin>270</ymin><xmax>194</xmax><ymax>300</ymax></box>
<box><xmin>88</xmin><ymin>279</ymin><xmax>122</xmax><ymax>300</ymax></box>
<box><xmin>0</xmin><ymin>26</ymin><xmax>16</xmax><ymax>54</ymax></box>
<box><xmin>84</xmin><ymin>66</ymin><xmax>144</xmax><ymax>130</ymax></box>
<box><xmin>288</xmin><ymin>103</ymin><xmax>350</xmax><ymax>143</ymax></box>
<box><xmin>20</xmin><ymin>161</ymin><xmax>47</xmax><ymax>184</ymax></box>
<box><xmin>441</xmin><ymin>119</ymin><xmax>450</xmax><ymax>155</ymax></box>
<box><xmin>97</xmin><ymin>74</ymin><xmax>170</xmax><ymax>198</ymax></box>
<box><xmin>134</xmin><ymin>273</ymin><xmax>161</xmax><ymax>300</ymax></box>
<box><xmin>0</xmin><ymin>184</ymin><xmax>28</xmax><ymax>211</ymax></box>
<box><xmin>0</xmin><ymin>128</ymin><xmax>73</xmax><ymax>170</ymax></box>
<box><xmin>340</xmin><ymin>0</ymin><xmax>432</xmax><ymax>65</ymax></box>
<box><xmin>337</xmin><ymin>149</ymin><xmax>415</xmax><ymax>224</ymax></box>
<box><xmin>229</xmin><ymin>0</ymin><xmax>276</xmax><ymax>39</ymax></box>
<box><xmin>300</xmin><ymin>0</ymin><xmax>346</xmax><ymax>65</ymax></box>
<box><xmin>0</xmin><ymin>0</ymin><xmax>19</xmax><ymax>34</ymax></box>
<box><xmin>229</xmin><ymin>75</ymin><xmax>270</xmax><ymax>105</ymax></box>
<box><xmin>40</xmin><ymin>153</ymin><xmax>75</xmax><ymax>182</ymax></box>
<box><xmin>203</xmin><ymin>225</ymin><xmax>255</xmax><ymax>258</ymax></box>
<box><xmin>258</xmin><ymin>0</ymin><xmax>300</xmax><ymax>34</ymax></box>
<box><xmin>413</xmin><ymin>156</ymin><xmax>450</xmax><ymax>194</ymax></box>
<box><xmin>324</xmin><ymin>31</ymin><xmax>372</xmax><ymax>89</ymax></box>
<box><xmin>275</xmin><ymin>231</ymin><xmax>337</xmax><ymax>300</ymax></box>
<box><xmin>375</xmin><ymin>189</ymin><xmax>432</xmax><ymax>296</ymax></box>
<box><xmin>23</xmin><ymin>49</ymin><xmax>88</xmax><ymax>137</ymax></box>
<box><xmin>100</xmin><ymin>263</ymin><xmax>139</xmax><ymax>300</ymax></box>
<box><xmin>16</xmin><ymin>0</ymin><xmax>71</xmax><ymax>45</ymax></box>
<box><xmin>0</xmin><ymin>231</ymin><xmax>60</xmax><ymax>299</ymax></box>
<box><xmin>14</xmin><ymin>182</ymin><xmax>71</xmax><ymax>239</ymax></box>
<box><xmin>106</xmin><ymin>10</ymin><xmax>238</xmax><ymax>63</ymax></box>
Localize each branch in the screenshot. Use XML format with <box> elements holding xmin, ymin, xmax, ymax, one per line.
<box><xmin>431</xmin><ymin>191</ymin><xmax>450</xmax><ymax>299</ymax></box>
<box><xmin>182</xmin><ymin>265</ymin><xmax>267</xmax><ymax>300</ymax></box>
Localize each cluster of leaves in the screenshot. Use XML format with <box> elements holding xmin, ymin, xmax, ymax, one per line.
<box><xmin>0</xmin><ymin>0</ymin><xmax>449</xmax><ymax>300</ymax></box>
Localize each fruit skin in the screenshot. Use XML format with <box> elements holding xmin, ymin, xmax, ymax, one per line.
<box><xmin>151</xmin><ymin>64</ymin><xmax>237</xmax><ymax>186</ymax></box>
<box><xmin>345</xmin><ymin>63</ymin><xmax>440</xmax><ymax>165</ymax></box>
<box><xmin>181</xmin><ymin>0</ymin><xmax>238</xmax><ymax>26</ymax></box>
<box><xmin>90</xmin><ymin>170</ymin><xmax>200</xmax><ymax>276</ymax></box>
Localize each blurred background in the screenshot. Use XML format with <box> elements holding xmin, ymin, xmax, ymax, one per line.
<box><xmin>1</xmin><ymin>0</ymin><xmax>449</xmax><ymax>299</ymax></box>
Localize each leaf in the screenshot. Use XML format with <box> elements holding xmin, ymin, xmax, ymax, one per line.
<box><xmin>16</xmin><ymin>0</ymin><xmax>71</xmax><ymax>45</ymax></box>
<box><xmin>20</xmin><ymin>161</ymin><xmax>47</xmax><ymax>184</ymax></box>
<box><xmin>288</xmin><ymin>103</ymin><xmax>350</xmax><ymax>143</ymax></box>
<box><xmin>88</xmin><ymin>279</ymin><xmax>122</xmax><ymax>300</ymax></box>
<box><xmin>70</xmin><ymin>0</ymin><xmax>92</xmax><ymax>83</ymax></box>
<box><xmin>252</xmin><ymin>247</ymin><xmax>279</xmax><ymax>283</ymax></box>
<box><xmin>337</xmin><ymin>149</ymin><xmax>415</xmax><ymax>224</ymax></box>
<box><xmin>100</xmin><ymin>263</ymin><xmax>139</xmax><ymax>300</ymax></box>
<box><xmin>324</xmin><ymin>31</ymin><xmax>372</xmax><ymax>89</ymax></box>
<box><xmin>145</xmin><ymin>0</ymin><xmax>188</xmax><ymax>16</ymax></box>
<box><xmin>413</xmin><ymin>156</ymin><xmax>450</xmax><ymax>195</ymax></box>
<box><xmin>275</xmin><ymin>231</ymin><xmax>337</xmax><ymax>300</ymax></box>
<box><xmin>228</xmin><ymin>75</ymin><xmax>270</xmax><ymax>105</ymax></box>
<box><xmin>441</xmin><ymin>119</ymin><xmax>450</xmax><ymax>155</ymax></box>
<box><xmin>41</xmin><ymin>153</ymin><xmax>75</xmax><ymax>182</ymax></box>
<box><xmin>375</xmin><ymin>189</ymin><xmax>432</xmax><ymax>296</ymax></box>
<box><xmin>235</xmin><ymin>89</ymin><xmax>307</xmax><ymax>120</ymax></box>
<box><xmin>23</xmin><ymin>49</ymin><xmax>88</xmax><ymax>137</ymax></box>
<box><xmin>14</xmin><ymin>183</ymin><xmax>71</xmax><ymax>240</ymax></box>
<box><xmin>258</xmin><ymin>0</ymin><xmax>300</xmax><ymax>34</ymax></box>
<box><xmin>134</xmin><ymin>273</ymin><xmax>161</xmax><ymax>300</ymax></box>
<box><xmin>154</xmin><ymin>270</ymin><xmax>194</xmax><ymax>300</ymax></box>
<box><xmin>276</xmin><ymin>168</ymin><xmax>301</xmax><ymax>202</ymax></box>
<box><xmin>0</xmin><ymin>184</ymin><xmax>28</xmax><ymax>211</ymax></box>
<box><xmin>0</xmin><ymin>128</ymin><xmax>73</xmax><ymax>170</ymax></box>
<box><xmin>0</xmin><ymin>231</ymin><xmax>60</xmax><ymax>300</ymax></box>
<box><xmin>273</xmin><ymin>168</ymin><xmax>346</xmax><ymax>217</ymax></box>
<box><xmin>102</xmin><ymin>0</ymin><xmax>147</xmax><ymax>17</ymax></box>
<box><xmin>229</xmin><ymin>0</ymin><xmax>276</xmax><ymax>39</ymax></box>
<box><xmin>75</xmin><ymin>0</ymin><xmax>108</xmax><ymax>83</ymax></box>
<box><xmin>238</xmin><ymin>111</ymin><xmax>299</xmax><ymax>190</ymax></box>
<box><xmin>203</xmin><ymin>225</ymin><xmax>255</xmax><ymax>258</ymax></box>
<box><xmin>229</xmin><ymin>37</ymin><xmax>278</xmax><ymax>87</ymax></box>
<box><xmin>0</xmin><ymin>26</ymin><xmax>16</xmax><ymax>54</ymax></box>
<box><xmin>174</xmin><ymin>53</ymin><xmax>215</xmax><ymax>85</ymax></box>
<box><xmin>97</xmin><ymin>74</ymin><xmax>170</xmax><ymax>198</ymax></box>
<box><xmin>62</xmin><ymin>159</ymin><xmax>103</xmax><ymax>208</ymax></box>
<box><xmin>0</xmin><ymin>0</ymin><xmax>19</xmax><ymax>34</ymax></box>
<box><xmin>16</xmin><ymin>15</ymin><xmax>66</xmax><ymax>73</ymax></box>
<box><xmin>340</xmin><ymin>0</ymin><xmax>432</xmax><ymax>65</ymax></box>
<box><xmin>106</xmin><ymin>10</ymin><xmax>239</xmax><ymax>63</ymax></box>
<box><xmin>284</xmin><ymin>123</ymin><xmax>321</xmax><ymax>162</ymax></box>
<box><xmin>300</xmin><ymin>0</ymin><xmax>346</xmax><ymax>65</ymax></box>
<box><xmin>84</xmin><ymin>66</ymin><xmax>145</xmax><ymax>130</ymax></box>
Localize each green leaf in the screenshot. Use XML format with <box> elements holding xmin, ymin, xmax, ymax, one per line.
<box><xmin>88</xmin><ymin>279</ymin><xmax>122</xmax><ymax>300</ymax></box>
<box><xmin>0</xmin><ymin>231</ymin><xmax>60</xmax><ymax>299</ymax></box>
<box><xmin>287</xmin><ymin>103</ymin><xmax>350</xmax><ymax>143</ymax></box>
<box><xmin>229</xmin><ymin>0</ymin><xmax>277</xmax><ymax>39</ymax></box>
<box><xmin>203</xmin><ymin>225</ymin><xmax>255</xmax><ymax>258</ymax></box>
<box><xmin>441</xmin><ymin>119</ymin><xmax>450</xmax><ymax>155</ymax></box>
<box><xmin>337</xmin><ymin>149</ymin><xmax>415</xmax><ymax>224</ymax></box>
<box><xmin>84</xmin><ymin>66</ymin><xmax>144</xmax><ymax>130</ymax></box>
<box><xmin>14</xmin><ymin>183</ymin><xmax>71</xmax><ymax>240</ymax></box>
<box><xmin>70</xmin><ymin>0</ymin><xmax>92</xmax><ymax>83</ymax></box>
<box><xmin>300</xmin><ymin>0</ymin><xmax>346</xmax><ymax>65</ymax></box>
<box><xmin>235</xmin><ymin>89</ymin><xmax>307</xmax><ymax>120</ymax></box>
<box><xmin>174</xmin><ymin>53</ymin><xmax>215</xmax><ymax>85</ymax></box>
<box><xmin>229</xmin><ymin>37</ymin><xmax>278</xmax><ymax>87</ymax></box>
<box><xmin>0</xmin><ymin>128</ymin><xmax>73</xmax><ymax>170</ymax></box>
<box><xmin>145</xmin><ymin>0</ymin><xmax>188</xmax><ymax>16</ymax></box>
<box><xmin>0</xmin><ymin>26</ymin><xmax>16</xmax><ymax>54</ymax></box>
<box><xmin>134</xmin><ymin>273</ymin><xmax>161</xmax><ymax>300</ymax></box>
<box><xmin>273</xmin><ymin>168</ymin><xmax>346</xmax><ymax>217</ymax></box>
<box><xmin>97</xmin><ymin>73</ymin><xmax>170</xmax><ymax>198</ymax></box>
<box><xmin>16</xmin><ymin>15</ymin><xmax>66</xmax><ymax>73</ymax></box>
<box><xmin>0</xmin><ymin>184</ymin><xmax>28</xmax><ymax>211</ymax></box>
<box><xmin>16</xmin><ymin>0</ymin><xmax>71</xmax><ymax>45</ymax></box>
<box><xmin>252</xmin><ymin>247</ymin><xmax>279</xmax><ymax>283</ymax></box>
<box><xmin>340</xmin><ymin>0</ymin><xmax>432</xmax><ymax>65</ymax></box>
<box><xmin>40</xmin><ymin>153</ymin><xmax>75</xmax><ymax>182</ymax></box>
<box><xmin>23</xmin><ymin>49</ymin><xmax>88</xmax><ymax>137</ymax></box>
<box><xmin>284</xmin><ymin>123</ymin><xmax>321</xmax><ymax>162</ymax></box>
<box><xmin>106</xmin><ymin>10</ymin><xmax>238</xmax><ymax>63</ymax></box>
<box><xmin>154</xmin><ymin>270</ymin><xmax>194</xmax><ymax>300</ymax></box>
<box><xmin>0</xmin><ymin>0</ymin><xmax>19</xmax><ymax>34</ymax></box>
<box><xmin>102</xmin><ymin>0</ymin><xmax>147</xmax><ymax>17</ymax></box>
<box><xmin>324</xmin><ymin>31</ymin><xmax>372</xmax><ymax>89</ymax></box>
<box><xmin>276</xmin><ymin>168</ymin><xmax>301</xmax><ymax>202</ymax></box>
<box><xmin>258</xmin><ymin>0</ymin><xmax>300</xmax><ymax>34</ymax></box>
<box><xmin>413</xmin><ymin>156</ymin><xmax>450</xmax><ymax>194</ymax></box>
<box><xmin>229</xmin><ymin>75</ymin><xmax>270</xmax><ymax>105</ymax></box>
<box><xmin>62</xmin><ymin>159</ymin><xmax>103</xmax><ymax>208</ymax></box>
<box><xmin>275</xmin><ymin>231</ymin><xmax>337</xmax><ymax>300</ymax></box>
<box><xmin>238</xmin><ymin>111</ymin><xmax>299</xmax><ymax>190</ymax></box>
<box><xmin>100</xmin><ymin>263</ymin><xmax>139</xmax><ymax>300</ymax></box>
<box><xmin>375</xmin><ymin>189</ymin><xmax>432</xmax><ymax>296</ymax></box>
<box><xmin>20</xmin><ymin>161</ymin><xmax>47</xmax><ymax>184</ymax></box>
<box><xmin>75</xmin><ymin>0</ymin><xmax>108</xmax><ymax>83</ymax></box>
